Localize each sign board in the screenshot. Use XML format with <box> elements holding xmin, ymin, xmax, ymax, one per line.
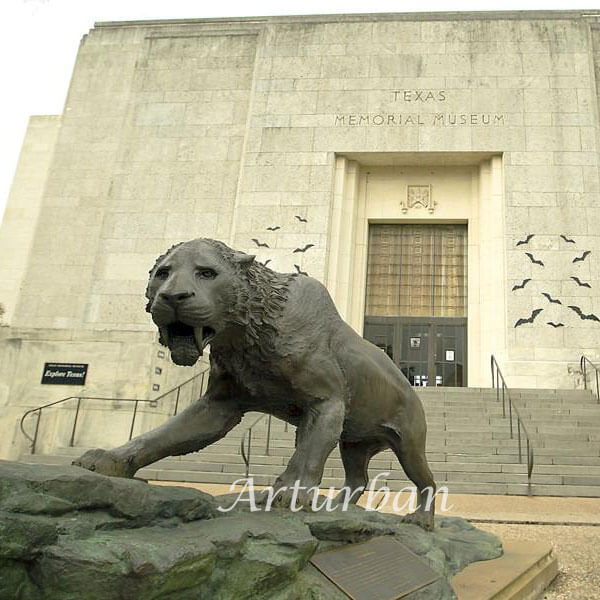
<box><xmin>445</xmin><ymin>350</ymin><xmax>455</xmax><ymax>362</ymax></box>
<box><xmin>310</xmin><ymin>536</ymin><xmax>440</xmax><ymax>599</ymax></box>
<box><xmin>410</xmin><ymin>337</ymin><xmax>421</xmax><ymax>349</ymax></box>
<box><xmin>41</xmin><ymin>363</ymin><xmax>88</xmax><ymax>386</ymax></box>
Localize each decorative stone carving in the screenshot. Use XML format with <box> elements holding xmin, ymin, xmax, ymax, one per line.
<box><xmin>403</xmin><ymin>184</ymin><xmax>435</xmax><ymax>214</ymax></box>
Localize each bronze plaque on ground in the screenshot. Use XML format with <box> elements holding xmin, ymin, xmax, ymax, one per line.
<box><xmin>310</xmin><ymin>536</ymin><xmax>441</xmax><ymax>600</ymax></box>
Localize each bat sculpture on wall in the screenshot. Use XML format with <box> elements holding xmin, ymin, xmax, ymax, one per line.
<box><xmin>512</xmin><ymin>279</ymin><xmax>531</xmax><ymax>291</ymax></box>
<box><xmin>571</xmin><ymin>276</ymin><xmax>591</xmax><ymax>289</ymax></box>
<box><xmin>573</xmin><ymin>251</ymin><xmax>591</xmax><ymax>264</ymax></box>
<box><xmin>542</xmin><ymin>292</ymin><xmax>562</xmax><ymax>305</ymax></box>
<box><xmin>525</xmin><ymin>252</ymin><xmax>544</xmax><ymax>267</ymax></box>
<box><xmin>516</xmin><ymin>234</ymin><xmax>534</xmax><ymax>246</ymax></box>
<box><xmin>568</xmin><ymin>305</ymin><xmax>600</xmax><ymax>322</ymax></box>
<box><xmin>293</xmin><ymin>264</ymin><xmax>308</xmax><ymax>276</ymax></box>
<box><xmin>293</xmin><ymin>244</ymin><xmax>315</xmax><ymax>253</ymax></box>
<box><xmin>514</xmin><ymin>308</ymin><xmax>543</xmax><ymax>328</ymax></box>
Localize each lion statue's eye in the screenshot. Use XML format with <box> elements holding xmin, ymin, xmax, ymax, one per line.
<box><xmin>155</xmin><ymin>268</ymin><xmax>170</xmax><ymax>280</ymax></box>
<box><xmin>197</xmin><ymin>269</ymin><xmax>217</xmax><ymax>280</ymax></box>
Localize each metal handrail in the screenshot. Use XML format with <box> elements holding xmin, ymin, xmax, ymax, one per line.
<box><xmin>169</xmin><ymin>367</ymin><xmax>209</xmax><ymax>415</ymax></box>
<box><xmin>19</xmin><ymin>397</ymin><xmax>155</xmax><ymax>455</ymax></box>
<box><xmin>240</xmin><ymin>413</ymin><xmax>272</xmax><ymax>477</ymax></box>
<box><xmin>580</xmin><ymin>355</ymin><xmax>600</xmax><ymax>403</ymax></box>
<box><xmin>490</xmin><ymin>355</ymin><xmax>535</xmax><ymax>493</ymax></box>
<box><xmin>20</xmin><ymin>364</ymin><xmax>210</xmax><ymax>454</ymax></box>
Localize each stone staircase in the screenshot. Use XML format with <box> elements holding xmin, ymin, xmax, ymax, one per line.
<box><xmin>21</xmin><ymin>387</ymin><xmax>600</xmax><ymax>497</ymax></box>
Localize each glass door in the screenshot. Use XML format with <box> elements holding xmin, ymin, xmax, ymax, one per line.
<box><xmin>365</xmin><ymin>316</ymin><xmax>466</xmax><ymax>386</ymax></box>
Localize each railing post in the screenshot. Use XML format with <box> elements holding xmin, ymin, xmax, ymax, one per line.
<box><xmin>70</xmin><ymin>398</ymin><xmax>82</xmax><ymax>447</ymax></box>
<box><xmin>527</xmin><ymin>439</ymin><xmax>532</xmax><ymax>496</ymax></box>
<box><xmin>200</xmin><ymin>371</ymin><xmax>206</xmax><ymax>396</ymax></box>
<box><xmin>517</xmin><ymin>419</ymin><xmax>522</xmax><ymax>463</ymax></box>
<box><xmin>596</xmin><ymin>369</ymin><xmax>600</xmax><ymax>404</ymax></box>
<box><xmin>501</xmin><ymin>385</ymin><xmax>506</xmax><ymax>418</ymax></box>
<box><xmin>129</xmin><ymin>400</ymin><xmax>139</xmax><ymax>441</ymax></box>
<box><xmin>31</xmin><ymin>410</ymin><xmax>41</xmax><ymax>455</ymax></box>
<box><xmin>507</xmin><ymin>387</ymin><xmax>513</xmax><ymax>439</ymax></box>
<box><xmin>174</xmin><ymin>387</ymin><xmax>181</xmax><ymax>416</ymax></box>
<box><xmin>265</xmin><ymin>415</ymin><xmax>272</xmax><ymax>455</ymax></box>
<box><xmin>582</xmin><ymin>357</ymin><xmax>588</xmax><ymax>390</ymax></box>
<box><xmin>190</xmin><ymin>376</ymin><xmax>197</xmax><ymax>405</ymax></box>
<box><xmin>246</xmin><ymin>430</ymin><xmax>252</xmax><ymax>477</ymax></box>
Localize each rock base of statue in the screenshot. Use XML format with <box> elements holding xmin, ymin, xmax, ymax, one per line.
<box><xmin>1</xmin><ymin>461</ymin><xmax>503</xmax><ymax>600</ymax></box>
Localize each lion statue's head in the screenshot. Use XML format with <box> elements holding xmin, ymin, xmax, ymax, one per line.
<box><xmin>145</xmin><ymin>238</ymin><xmax>294</xmax><ymax>366</ymax></box>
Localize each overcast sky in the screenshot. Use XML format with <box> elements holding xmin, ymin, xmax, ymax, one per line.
<box><xmin>0</xmin><ymin>0</ymin><xmax>596</xmax><ymax>222</ymax></box>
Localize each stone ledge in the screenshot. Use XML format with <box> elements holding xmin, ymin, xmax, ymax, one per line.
<box><xmin>452</xmin><ymin>539</ymin><xmax>558</xmax><ymax>600</ymax></box>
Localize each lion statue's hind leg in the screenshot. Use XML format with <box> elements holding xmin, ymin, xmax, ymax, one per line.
<box><xmin>383</xmin><ymin>423</ymin><xmax>436</xmax><ymax>531</ymax></box>
<box><xmin>333</xmin><ymin>439</ymin><xmax>384</xmax><ymax>507</ymax></box>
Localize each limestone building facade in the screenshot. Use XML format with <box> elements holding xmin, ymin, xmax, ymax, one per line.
<box><xmin>1</xmin><ymin>10</ymin><xmax>600</xmax><ymax>459</ymax></box>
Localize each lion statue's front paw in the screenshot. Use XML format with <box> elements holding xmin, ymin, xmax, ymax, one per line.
<box><xmin>72</xmin><ymin>448</ymin><xmax>135</xmax><ymax>478</ymax></box>
<box><xmin>401</xmin><ymin>510</ymin><xmax>434</xmax><ymax>531</ymax></box>
<box><xmin>257</xmin><ymin>481</ymin><xmax>315</xmax><ymax>511</ymax></box>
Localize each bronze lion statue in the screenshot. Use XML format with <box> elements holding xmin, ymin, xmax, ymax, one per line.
<box><xmin>73</xmin><ymin>238</ymin><xmax>436</xmax><ymax>529</ymax></box>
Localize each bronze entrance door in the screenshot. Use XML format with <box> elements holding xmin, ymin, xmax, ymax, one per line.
<box><xmin>363</xmin><ymin>224</ymin><xmax>468</xmax><ymax>387</ymax></box>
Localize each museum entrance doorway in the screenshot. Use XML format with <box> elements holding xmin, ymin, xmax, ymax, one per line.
<box><xmin>363</xmin><ymin>224</ymin><xmax>468</xmax><ymax>387</ymax></box>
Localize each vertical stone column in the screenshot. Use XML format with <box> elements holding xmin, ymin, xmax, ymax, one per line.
<box><xmin>326</xmin><ymin>156</ymin><xmax>360</xmax><ymax>322</ymax></box>
<box><xmin>0</xmin><ymin>116</ymin><xmax>61</xmax><ymax>325</ymax></box>
<box><xmin>476</xmin><ymin>156</ymin><xmax>508</xmax><ymax>384</ymax></box>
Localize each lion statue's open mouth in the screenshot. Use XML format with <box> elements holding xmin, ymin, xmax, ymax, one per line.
<box><xmin>160</xmin><ymin>322</ymin><xmax>216</xmax><ymax>366</ymax></box>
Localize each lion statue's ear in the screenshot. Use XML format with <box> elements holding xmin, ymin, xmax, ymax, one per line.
<box><xmin>232</xmin><ymin>251</ymin><xmax>255</xmax><ymax>268</ymax></box>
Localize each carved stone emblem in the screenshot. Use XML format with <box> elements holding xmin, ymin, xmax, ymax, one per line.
<box><xmin>403</xmin><ymin>185</ymin><xmax>434</xmax><ymax>214</ymax></box>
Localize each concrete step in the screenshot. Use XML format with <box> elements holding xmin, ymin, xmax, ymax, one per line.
<box><xmin>22</xmin><ymin>449</ymin><xmax>599</xmax><ymax>480</ymax></box>
<box><xmin>201</xmin><ymin>437</ymin><xmax>600</xmax><ymax>455</ymax></box>
<box><xmin>419</xmin><ymin>390</ymin><xmax>597</xmax><ymax>403</ymax></box>
<box><xmin>514</xmin><ymin>408</ymin><xmax>599</xmax><ymax>417</ymax></box>
<box><xmin>133</xmin><ymin>469</ymin><xmax>600</xmax><ymax>497</ymax></box>
<box><xmin>21</xmin><ymin>452</ymin><xmax>600</xmax><ymax>497</ymax></box>
<box><xmin>526</xmin><ymin>423</ymin><xmax>600</xmax><ymax>433</ymax></box>
<box><xmin>500</xmin><ymin>463</ymin><xmax>600</xmax><ymax>475</ymax></box>
<box><xmin>527</xmin><ymin>431</ymin><xmax>599</xmax><ymax>442</ymax></box>
<box><xmin>32</xmin><ymin>451</ymin><xmax>600</xmax><ymax>479</ymax></box>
